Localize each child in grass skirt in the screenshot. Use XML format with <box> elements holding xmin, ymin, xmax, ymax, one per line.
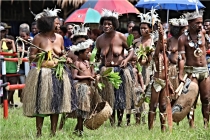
<box><xmin>70</xmin><ymin>39</ymin><xmax>102</xmax><ymax>136</ymax></box>
<box><xmin>126</xmin><ymin>55</ymin><xmax>145</xmax><ymax>126</ymax></box>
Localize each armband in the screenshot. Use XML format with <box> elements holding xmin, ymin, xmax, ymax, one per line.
<box><xmin>178</xmin><ymin>51</ymin><xmax>185</xmax><ymax>54</ymax></box>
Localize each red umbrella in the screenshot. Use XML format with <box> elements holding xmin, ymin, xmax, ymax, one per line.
<box><xmin>80</xmin><ymin>0</ymin><xmax>140</xmax><ymax>14</ymax></box>
<box><xmin>65</xmin><ymin>8</ymin><xmax>101</xmax><ymax>23</ymax></box>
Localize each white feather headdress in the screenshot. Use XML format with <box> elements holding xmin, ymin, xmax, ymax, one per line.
<box><xmin>138</xmin><ymin>7</ymin><xmax>160</xmax><ymax>25</ymax></box>
<box><xmin>182</xmin><ymin>10</ymin><xmax>204</xmax><ymax>21</ymax></box>
<box><xmin>169</xmin><ymin>18</ymin><xmax>188</xmax><ymax>27</ymax></box>
<box><xmin>34</xmin><ymin>8</ymin><xmax>61</xmax><ymax>20</ymax></box>
<box><xmin>73</xmin><ymin>24</ymin><xmax>89</xmax><ymax>36</ymax></box>
<box><xmin>70</xmin><ymin>39</ymin><xmax>94</xmax><ymax>53</ymax></box>
<box><xmin>101</xmin><ymin>9</ymin><xmax>119</xmax><ymax>19</ymax></box>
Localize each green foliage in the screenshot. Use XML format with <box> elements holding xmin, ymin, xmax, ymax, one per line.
<box><xmin>136</xmin><ymin>63</ymin><xmax>142</xmax><ymax>73</ymax></box>
<box><xmin>89</xmin><ymin>47</ymin><xmax>97</xmax><ymax>65</ymax></box>
<box><xmin>136</xmin><ymin>45</ymin><xmax>154</xmax><ymax>60</ymax></box>
<box><xmin>35</xmin><ymin>52</ymin><xmax>46</xmax><ymax>70</ymax></box>
<box><xmin>54</xmin><ymin>57</ymin><xmax>66</xmax><ymax>80</ymax></box>
<box><xmin>97</xmin><ymin>82</ymin><xmax>105</xmax><ymax>90</ymax></box>
<box><xmin>101</xmin><ymin>68</ymin><xmax>122</xmax><ymax>89</ymax></box>
<box><xmin>1</xmin><ymin>97</ymin><xmax>209</xmax><ymax>140</ymax></box>
<box><xmin>127</xmin><ymin>34</ymin><xmax>134</xmax><ymax>47</ymax></box>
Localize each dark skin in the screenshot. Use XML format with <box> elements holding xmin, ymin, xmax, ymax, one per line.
<box><xmin>204</xmin><ymin>21</ymin><xmax>210</xmax><ymax>50</ymax></box>
<box><xmin>96</xmin><ymin>20</ymin><xmax>134</xmax><ymax>67</ymax></box>
<box><xmin>72</xmin><ymin>48</ymin><xmax>95</xmax><ymax>134</ymax></box>
<box><xmin>130</xmin><ymin>56</ymin><xmax>144</xmax><ymax>90</ymax></box>
<box><xmin>178</xmin><ymin>17</ymin><xmax>210</xmax><ymax>128</ymax></box>
<box><xmin>149</xmin><ymin>24</ymin><xmax>170</xmax><ymax>132</ymax></box>
<box><xmin>96</xmin><ymin>19</ymin><xmax>134</xmax><ymax>126</ymax></box>
<box><xmin>129</xmin><ymin>56</ymin><xmax>145</xmax><ymax>125</ymax></box>
<box><xmin>66</xmin><ymin>37</ymin><xmax>88</xmax><ymax>63</ymax></box>
<box><xmin>31</xmin><ymin>24</ymin><xmax>39</xmax><ymax>35</ymax></box>
<box><xmin>133</xmin><ymin>23</ymin><xmax>153</xmax><ymax>65</ymax></box>
<box><xmin>73</xmin><ymin>49</ymin><xmax>95</xmax><ymax>84</ymax></box>
<box><xmin>167</xmin><ymin>26</ymin><xmax>188</xmax><ymax>64</ymax></box>
<box><xmin>127</xmin><ymin>22</ymin><xmax>135</xmax><ymax>35</ymax></box>
<box><xmin>30</xmin><ymin>17</ymin><xmax>68</xmax><ymax>137</ymax></box>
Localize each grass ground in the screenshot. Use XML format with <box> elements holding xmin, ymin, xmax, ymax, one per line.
<box><xmin>0</xmin><ymin>92</ymin><xmax>209</xmax><ymax>140</ymax></box>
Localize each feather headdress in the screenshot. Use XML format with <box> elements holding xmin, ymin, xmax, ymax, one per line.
<box><xmin>34</xmin><ymin>8</ymin><xmax>61</xmax><ymax>20</ymax></box>
<box><xmin>169</xmin><ymin>18</ymin><xmax>188</xmax><ymax>27</ymax></box>
<box><xmin>70</xmin><ymin>39</ymin><xmax>94</xmax><ymax>53</ymax></box>
<box><xmin>182</xmin><ymin>0</ymin><xmax>204</xmax><ymax>21</ymax></box>
<box><xmin>101</xmin><ymin>9</ymin><xmax>119</xmax><ymax>19</ymax></box>
<box><xmin>182</xmin><ymin>10</ymin><xmax>204</xmax><ymax>21</ymax></box>
<box><xmin>138</xmin><ymin>7</ymin><xmax>160</xmax><ymax>25</ymax></box>
<box><xmin>73</xmin><ymin>24</ymin><xmax>89</xmax><ymax>36</ymax></box>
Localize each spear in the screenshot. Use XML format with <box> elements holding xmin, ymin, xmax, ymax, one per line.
<box><xmin>158</xmin><ymin>22</ymin><xmax>173</xmax><ymax>132</ymax></box>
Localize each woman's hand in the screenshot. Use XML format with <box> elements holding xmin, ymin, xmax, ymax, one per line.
<box><xmin>120</xmin><ymin>59</ymin><xmax>128</xmax><ymax>68</ymax></box>
<box><xmin>66</xmin><ymin>57</ymin><xmax>73</xmax><ymax>64</ymax></box>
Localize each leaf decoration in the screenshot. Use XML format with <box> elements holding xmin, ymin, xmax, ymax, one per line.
<box><xmin>54</xmin><ymin>57</ymin><xmax>66</xmax><ymax>80</ymax></box>
<box><xmin>90</xmin><ymin>47</ymin><xmax>97</xmax><ymax>65</ymax></box>
<box><xmin>135</xmin><ymin>44</ymin><xmax>154</xmax><ymax>60</ymax></box>
<box><xmin>35</xmin><ymin>52</ymin><xmax>46</xmax><ymax>70</ymax></box>
<box><xmin>101</xmin><ymin>68</ymin><xmax>113</xmax><ymax>77</ymax></box>
<box><xmin>127</xmin><ymin>34</ymin><xmax>134</xmax><ymax>47</ymax></box>
<box><xmin>97</xmin><ymin>82</ymin><xmax>105</xmax><ymax>90</ymax></box>
<box><xmin>101</xmin><ymin>68</ymin><xmax>122</xmax><ymax>89</ymax></box>
<box><xmin>136</xmin><ymin>62</ymin><xmax>142</xmax><ymax>73</ymax></box>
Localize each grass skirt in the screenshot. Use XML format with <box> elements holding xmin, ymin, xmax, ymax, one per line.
<box><xmin>99</xmin><ymin>64</ymin><xmax>135</xmax><ymax>110</ymax></box>
<box><xmin>168</xmin><ymin>63</ymin><xmax>179</xmax><ymax>99</ymax></box>
<box><xmin>22</xmin><ymin>66</ymin><xmax>77</xmax><ymax>117</ymax></box>
<box><xmin>75</xmin><ymin>82</ymin><xmax>102</xmax><ymax>119</ymax></box>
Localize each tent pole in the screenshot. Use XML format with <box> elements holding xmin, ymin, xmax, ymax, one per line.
<box><xmin>144</xmin><ymin>8</ymin><xmax>146</xmax><ymax>14</ymax></box>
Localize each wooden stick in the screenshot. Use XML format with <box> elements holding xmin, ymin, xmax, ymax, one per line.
<box><xmin>16</xmin><ymin>37</ymin><xmax>82</xmax><ymax>72</ymax></box>
<box><xmin>158</xmin><ymin>22</ymin><xmax>172</xmax><ymax>132</ymax></box>
<box><xmin>175</xmin><ymin>74</ymin><xmax>188</xmax><ymax>94</ymax></box>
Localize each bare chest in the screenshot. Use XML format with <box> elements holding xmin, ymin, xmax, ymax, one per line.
<box><xmin>99</xmin><ymin>37</ymin><xmax>123</xmax><ymax>57</ymax></box>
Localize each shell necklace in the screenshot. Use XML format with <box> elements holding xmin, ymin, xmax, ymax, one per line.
<box><xmin>184</xmin><ymin>30</ymin><xmax>203</xmax><ymax>57</ymax></box>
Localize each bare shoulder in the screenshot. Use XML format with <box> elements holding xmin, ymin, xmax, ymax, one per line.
<box><xmin>55</xmin><ymin>33</ymin><xmax>63</xmax><ymax>40</ymax></box>
<box><xmin>117</xmin><ymin>31</ymin><xmax>126</xmax><ymax>39</ymax></box>
<box><xmin>97</xmin><ymin>33</ymin><xmax>104</xmax><ymax>40</ymax></box>
<box><xmin>96</xmin><ymin>33</ymin><xmax>104</xmax><ymax>48</ymax></box>
<box><xmin>178</xmin><ymin>34</ymin><xmax>186</xmax><ymax>42</ymax></box>
<box><xmin>74</xmin><ymin>61</ymin><xmax>80</xmax><ymax>67</ymax></box>
<box><xmin>32</xmin><ymin>33</ymin><xmax>41</xmax><ymax>44</ymax></box>
<box><xmin>202</xmin><ymin>28</ymin><xmax>206</xmax><ymax>34</ymax></box>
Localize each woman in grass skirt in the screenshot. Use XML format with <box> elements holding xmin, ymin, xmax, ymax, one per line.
<box><xmin>22</xmin><ymin>8</ymin><xmax>77</xmax><ymax>137</ymax></box>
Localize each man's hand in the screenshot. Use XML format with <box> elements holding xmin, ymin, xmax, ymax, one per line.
<box><xmin>178</xmin><ymin>74</ymin><xmax>185</xmax><ymax>83</ymax></box>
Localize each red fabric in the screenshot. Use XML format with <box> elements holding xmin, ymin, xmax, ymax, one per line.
<box><xmin>65</xmin><ymin>8</ymin><xmax>88</xmax><ymax>23</ymax></box>
<box><xmin>94</xmin><ymin>0</ymin><xmax>139</xmax><ymax>14</ymax></box>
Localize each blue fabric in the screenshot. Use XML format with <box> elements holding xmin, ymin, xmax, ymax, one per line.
<box><xmin>63</xmin><ymin>36</ymin><xmax>72</xmax><ymax>51</ymax></box>
<box><xmin>30</xmin><ymin>32</ymin><xmax>35</xmax><ymax>38</ymax></box>
<box><xmin>80</xmin><ymin>0</ymin><xmax>98</xmax><ymax>9</ymax></box>
<box><xmin>135</xmin><ymin>0</ymin><xmax>205</xmax><ymax>10</ymax></box>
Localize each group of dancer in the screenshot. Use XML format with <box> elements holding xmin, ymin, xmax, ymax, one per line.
<box><xmin>19</xmin><ymin>6</ymin><xmax>210</xmax><ymax>137</ymax></box>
